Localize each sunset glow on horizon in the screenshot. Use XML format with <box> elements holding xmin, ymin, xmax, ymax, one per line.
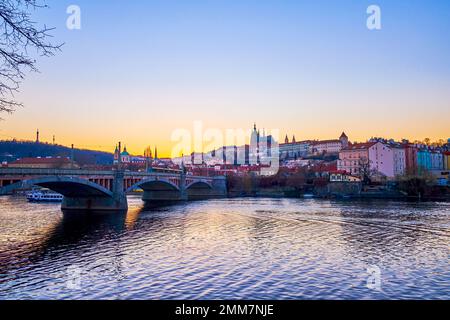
<box><xmin>1</xmin><ymin>0</ymin><xmax>449</xmax><ymax>157</ymax></box>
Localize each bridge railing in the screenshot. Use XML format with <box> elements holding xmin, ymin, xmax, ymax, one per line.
<box><xmin>0</xmin><ymin>168</ymin><xmax>116</xmax><ymax>176</ymax></box>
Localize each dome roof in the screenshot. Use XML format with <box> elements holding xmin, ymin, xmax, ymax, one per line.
<box><xmin>121</xmin><ymin>146</ymin><xmax>130</xmax><ymax>156</ymax></box>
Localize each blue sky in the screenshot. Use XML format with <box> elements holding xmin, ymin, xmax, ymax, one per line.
<box><xmin>2</xmin><ymin>0</ymin><xmax>450</xmax><ymax>154</ymax></box>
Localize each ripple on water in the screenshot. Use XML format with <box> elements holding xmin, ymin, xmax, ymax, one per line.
<box><xmin>0</xmin><ymin>196</ymin><xmax>449</xmax><ymax>299</ymax></box>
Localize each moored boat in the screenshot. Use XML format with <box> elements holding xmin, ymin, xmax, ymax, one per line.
<box><xmin>26</xmin><ymin>189</ymin><xmax>63</xmax><ymax>202</ymax></box>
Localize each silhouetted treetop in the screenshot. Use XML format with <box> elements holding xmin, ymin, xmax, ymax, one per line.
<box><xmin>0</xmin><ymin>0</ymin><xmax>62</xmax><ymax>114</ymax></box>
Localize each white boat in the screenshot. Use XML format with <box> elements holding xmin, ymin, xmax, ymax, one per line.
<box><xmin>26</xmin><ymin>189</ymin><xmax>63</xmax><ymax>202</ymax></box>
<box><xmin>302</xmin><ymin>193</ymin><xmax>315</xmax><ymax>198</ymax></box>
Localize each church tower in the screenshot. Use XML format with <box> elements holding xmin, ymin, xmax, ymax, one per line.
<box><xmin>113</xmin><ymin>145</ymin><xmax>120</xmax><ymax>164</ymax></box>
<box><xmin>250</xmin><ymin>123</ymin><xmax>260</xmax><ymax>164</ymax></box>
<box><xmin>339</xmin><ymin>132</ymin><xmax>349</xmax><ymax>148</ymax></box>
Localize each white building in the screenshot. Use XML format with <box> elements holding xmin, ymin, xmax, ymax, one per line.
<box><xmin>392</xmin><ymin>146</ymin><xmax>406</xmax><ymax>176</ymax></box>
<box><xmin>279</xmin><ymin>141</ymin><xmax>311</xmax><ymax>160</ymax></box>
<box><xmin>312</xmin><ymin>132</ymin><xmax>349</xmax><ymax>155</ymax></box>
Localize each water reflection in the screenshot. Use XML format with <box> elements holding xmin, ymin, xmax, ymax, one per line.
<box><xmin>0</xmin><ymin>196</ymin><xmax>449</xmax><ymax>299</ymax></box>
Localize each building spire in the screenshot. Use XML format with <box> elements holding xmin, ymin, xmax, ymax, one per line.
<box><xmin>36</xmin><ymin>129</ymin><xmax>39</xmax><ymax>143</ymax></box>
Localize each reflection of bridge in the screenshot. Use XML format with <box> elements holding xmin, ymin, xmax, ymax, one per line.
<box><xmin>0</xmin><ymin>168</ymin><xmax>227</xmax><ymax>211</ymax></box>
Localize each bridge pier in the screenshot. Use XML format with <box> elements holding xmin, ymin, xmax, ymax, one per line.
<box><xmin>142</xmin><ymin>190</ymin><xmax>188</xmax><ymax>203</ymax></box>
<box><xmin>62</xmin><ymin>195</ymin><xmax>128</xmax><ymax>212</ymax></box>
<box><xmin>141</xmin><ymin>172</ymin><xmax>188</xmax><ymax>204</ymax></box>
<box><xmin>62</xmin><ymin>170</ymin><xmax>128</xmax><ymax>212</ymax></box>
<box><xmin>186</xmin><ymin>176</ymin><xmax>227</xmax><ymax>201</ymax></box>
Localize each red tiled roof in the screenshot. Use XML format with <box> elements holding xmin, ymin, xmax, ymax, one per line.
<box><xmin>310</xmin><ymin>162</ymin><xmax>337</xmax><ymax>172</ymax></box>
<box><xmin>342</xmin><ymin>142</ymin><xmax>377</xmax><ymax>151</ymax></box>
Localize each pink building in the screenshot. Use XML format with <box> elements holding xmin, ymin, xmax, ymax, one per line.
<box><xmin>338</xmin><ymin>141</ymin><xmax>405</xmax><ymax>178</ymax></box>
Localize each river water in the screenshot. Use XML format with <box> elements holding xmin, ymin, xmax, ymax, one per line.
<box><xmin>0</xmin><ymin>196</ymin><xmax>448</xmax><ymax>300</ymax></box>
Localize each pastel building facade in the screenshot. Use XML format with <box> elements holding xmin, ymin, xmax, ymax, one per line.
<box><xmin>392</xmin><ymin>146</ymin><xmax>406</xmax><ymax>176</ymax></box>
<box><xmin>417</xmin><ymin>149</ymin><xmax>432</xmax><ymax>174</ymax></box>
<box><xmin>403</xmin><ymin>144</ymin><xmax>419</xmax><ymax>175</ymax></box>
<box><xmin>338</xmin><ymin>142</ymin><xmax>375</xmax><ymax>176</ymax></box>
<box><xmin>430</xmin><ymin>151</ymin><xmax>444</xmax><ymax>171</ymax></box>
<box><xmin>338</xmin><ymin>142</ymin><xmax>405</xmax><ymax>178</ymax></box>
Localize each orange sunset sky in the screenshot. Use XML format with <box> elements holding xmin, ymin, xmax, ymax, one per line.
<box><xmin>1</xmin><ymin>1</ymin><xmax>449</xmax><ymax>157</ymax></box>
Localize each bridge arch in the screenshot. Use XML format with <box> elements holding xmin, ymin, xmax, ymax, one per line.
<box><xmin>127</xmin><ymin>177</ymin><xmax>180</xmax><ymax>193</ymax></box>
<box><xmin>186</xmin><ymin>180</ymin><xmax>213</xmax><ymax>190</ymax></box>
<box><xmin>0</xmin><ymin>176</ymin><xmax>114</xmax><ymax>198</ymax></box>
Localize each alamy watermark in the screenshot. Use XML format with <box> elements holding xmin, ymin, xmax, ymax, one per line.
<box><xmin>66</xmin><ymin>5</ymin><xmax>81</xmax><ymax>30</ymax></box>
<box><xmin>366</xmin><ymin>265</ymin><xmax>382</xmax><ymax>291</ymax></box>
<box><xmin>367</xmin><ymin>5</ymin><xmax>382</xmax><ymax>30</ymax></box>
<box><xmin>64</xmin><ymin>5</ymin><xmax>381</xmax><ymax>32</ymax></box>
<box><xmin>171</xmin><ymin>121</ymin><xmax>280</xmax><ymax>175</ymax></box>
<box><xmin>66</xmin><ymin>265</ymin><xmax>82</xmax><ymax>289</ymax></box>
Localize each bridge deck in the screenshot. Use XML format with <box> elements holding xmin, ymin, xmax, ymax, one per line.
<box><xmin>0</xmin><ymin>168</ymin><xmax>220</xmax><ymax>180</ymax></box>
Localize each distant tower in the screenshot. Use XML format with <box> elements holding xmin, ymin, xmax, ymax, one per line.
<box><xmin>36</xmin><ymin>129</ymin><xmax>39</xmax><ymax>143</ymax></box>
<box><xmin>113</xmin><ymin>145</ymin><xmax>120</xmax><ymax>164</ymax></box>
<box><xmin>285</xmin><ymin>135</ymin><xmax>289</xmax><ymax>144</ymax></box>
<box><xmin>144</xmin><ymin>146</ymin><xmax>152</xmax><ymax>159</ymax></box>
<box><xmin>53</xmin><ymin>135</ymin><xmax>55</xmax><ymax>145</ymax></box>
<box><xmin>154</xmin><ymin>147</ymin><xmax>158</xmax><ymax>160</ymax></box>
<box><xmin>144</xmin><ymin>146</ymin><xmax>153</xmax><ymax>172</ymax></box>
<box><xmin>71</xmin><ymin>144</ymin><xmax>75</xmax><ymax>168</ymax></box>
<box><xmin>250</xmin><ymin>123</ymin><xmax>259</xmax><ymax>164</ymax></box>
<box><xmin>340</xmin><ymin>132</ymin><xmax>349</xmax><ymax>148</ymax></box>
<box><xmin>292</xmin><ymin>135</ymin><xmax>296</xmax><ymax>143</ymax></box>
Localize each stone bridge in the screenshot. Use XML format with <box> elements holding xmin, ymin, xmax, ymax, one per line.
<box><xmin>0</xmin><ymin>168</ymin><xmax>227</xmax><ymax>212</ymax></box>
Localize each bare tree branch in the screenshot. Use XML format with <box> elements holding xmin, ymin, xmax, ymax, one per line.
<box><xmin>0</xmin><ymin>0</ymin><xmax>62</xmax><ymax>115</ymax></box>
